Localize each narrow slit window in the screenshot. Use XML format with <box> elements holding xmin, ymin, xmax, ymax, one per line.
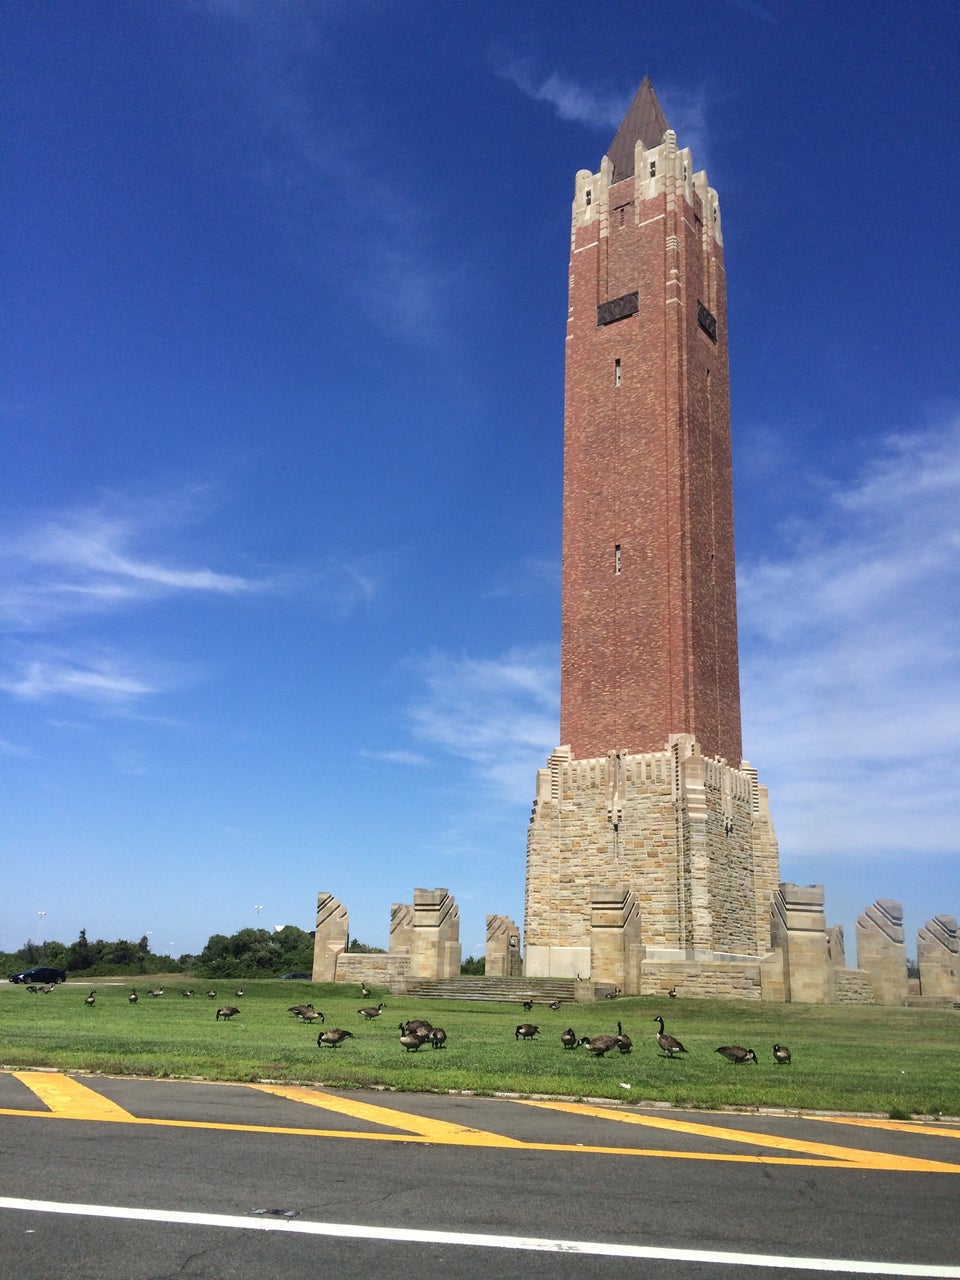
<box><xmin>585</xmin><ymin>188</ymin><xmax>592</xmax><ymax>206</ymax></box>
<box><xmin>615</xmin><ymin>544</ymin><xmax>622</xmax><ymax>575</ymax></box>
<box><xmin>649</xmin><ymin>160</ymin><xmax>656</xmax><ymax>178</ymax></box>
<box><xmin>614</xmin><ymin>357</ymin><xmax>622</xmax><ymax>386</ymax></box>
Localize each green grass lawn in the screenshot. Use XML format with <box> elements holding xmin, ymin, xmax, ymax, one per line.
<box><xmin>1</xmin><ymin>978</ymin><xmax>957</xmax><ymax>1117</ymax></box>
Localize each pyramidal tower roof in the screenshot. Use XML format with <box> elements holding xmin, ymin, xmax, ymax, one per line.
<box><xmin>605</xmin><ymin>77</ymin><xmax>670</xmax><ymax>182</ymax></box>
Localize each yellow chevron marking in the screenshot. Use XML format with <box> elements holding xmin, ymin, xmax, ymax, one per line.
<box><xmin>2</xmin><ymin>1073</ymin><xmax>957</xmax><ymax>1170</ymax></box>
<box><xmin>808</xmin><ymin>1116</ymin><xmax>960</xmax><ymax>1139</ymax></box>
<box><xmin>249</xmin><ymin>1083</ymin><xmax>526</xmax><ymax>1146</ymax></box>
<box><xmin>11</xmin><ymin>1072</ymin><xmax>135</xmax><ymax>1122</ymax></box>
<box><xmin>512</xmin><ymin>1100</ymin><xmax>960</xmax><ymax>1174</ymax></box>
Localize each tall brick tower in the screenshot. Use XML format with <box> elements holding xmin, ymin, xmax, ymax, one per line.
<box><xmin>525</xmin><ymin>80</ymin><xmax>781</xmax><ymax>995</ymax></box>
<box><xmin>561</xmin><ymin>77</ymin><xmax>741</xmax><ymax>765</ymax></box>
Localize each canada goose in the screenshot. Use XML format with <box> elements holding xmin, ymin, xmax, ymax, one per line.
<box><xmin>361</xmin><ymin>983</ymin><xmax>371</xmax><ymax>999</ymax></box>
<box><xmin>206</xmin><ymin>989</ymin><xmax>217</xmax><ymax>999</ymax></box>
<box><xmin>560</xmin><ymin>1027</ymin><xmax>578</xmax><ymax>1050</ymax></box>
<box><xmin>653</xmin><ymin>1015</ymin><xmax>687</xmax><ymax>1057</ymax></box>
<box><xmin>288</xmin><ymin>1003</ymin><xmax>314</xmax><ymax>1016</ymax></box>
<box><xmin>216</xmin><ymin>1005</ymin><xmax>240</xmax><ymax>1021</ymax></box>
<box><xmin>180</xmin><ymin>989</ymin><xmax>195</xmax><ymax>998</ymax></box>
<box><xmin>84</xmin><ymin>991</ymin><xmax>96</xmax><ymax>1006</ymax></box>
<box><xmin>128</xmin><ymin>989</ymin><xmax>139</xmax><ymax>1004</ymax></box>
<box><xmin>515</xmin><ymin>1023</ymin><xmax>540</xmax><ymax>1040</ymax></box>
<box><xmin>148</xmin><ymin>987</ymin><xmax>164</xmax><ymax>998</ymax></box>
<box><xmin>615</xmin><ymin>1021</ymin><xmax>632</xmax><ymax>1054</ymax></box>
<box><xmin>25</xmin><ymin>985</ymin><xmax>39</xmax><ymax>993</ymax></box>
<box><xmin>235</xmin><ymin>988</ymin><xmax>244</xmax><ymax>998</ymax></box>
<box><xmin>773</xmin><ymin>1043</ymin><xmax>792</xmax><ymax>1065</ymax></box>
<box><xmin>298</xmin><ymin>1008</ymin><xmax>324</xmax><ymax>1023</ymax></box>
<box><xmin>430</xmin><ymin>1027</ymin><xmax>447</xmax><ymax>1049</ymax></box>
<box><xmin>668</xmin><ymin>986</ymin><xmax>678</xmax><ymax>999</ymax></box>
<box><xmin>399</xmin><ymin>1029</ymin><xmax>425</xmax><ymax>1052</ymax></box>
<box><xmin>603</xmin><ymin>987</ymin><xmax>622</xmax><ymax>1000</ymax></box>
<box><xmin>548</xmin><ymin>999</ymin><xmax>562</xmax><ymax>1010</ymax></box>
<box><xmin>400</xmin><ymin>1019</ymin><xmax>433</xmax><ymax>1036</ymax></box>
<box><xmin>578</xmin><ymin>1033</ymin><xmax>618</xmax><ymax>1057</ymax></box>
<box><xmin>357</xmin><ymin>1002</ymin><xmax>385</xmax><ymax>1020</ymax></box>
<box><xmin>39</xmin><ymin>984</ymin><xmax>54</xmax><ymax>994</ymax></box>
<box><xmin>317</xmin><ymin>1028</ymin><xmax>354</xmax><ymax>1049</ymax></box>
<box><xmin>716</xmin><ymin>1045</ymin><xmax>757</xmax><ymax>1065</ymax></box>
<box><xmin>521</xmin><ymin>999</ymin><xmax>534</xmax><ymax>1011</ymax></box>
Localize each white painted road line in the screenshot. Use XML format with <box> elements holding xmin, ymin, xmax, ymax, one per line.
<box><xmin>2</xmin><ymin>1197</ymin><xmax>958</xmax><ymax>1276</ymax></box>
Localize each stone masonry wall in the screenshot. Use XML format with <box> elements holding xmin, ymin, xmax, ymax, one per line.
<box><xmin>525</xmin><ymin>735</ymin><xmax>778</xmax><ymax>980</ymax></box>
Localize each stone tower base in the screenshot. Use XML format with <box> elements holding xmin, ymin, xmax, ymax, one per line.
<box><xmin>524</xmin><ymin>735</ymin><xmax>780</xmax><ymax>994</ymax></box>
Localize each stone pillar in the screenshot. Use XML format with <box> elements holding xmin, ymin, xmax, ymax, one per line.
<box><xmin>589</xmin><ymin>886</ymin><xmax>644</xmax><ymax>994</ymax></box>
<box><xmin>485</xmin><ymin>914</ymin><xmax>521</xmax><ymax>978</ymax></box>
<box><xmin>311</xmin><ymin>892</ymin><xmax>349</xmax><ymax>983</ymax></box>
<box><xmin>856</xmin><ymin>899</ymin><xmax>908</xmax><ymax>1006</ymax></box>
<box><xmin>389</xmin><ymin>902</ymin><xmax>414</xmax><ymax>955</ymax></box>
<box><xmin>408</xmin><ymin>887</ymin><xmax>461</xmax><ymax>981</ymax></box>
<box><xmin>826</xmin><ymin>924</ymin><xmax>846</xmax><ymax>969</ymax></box>
<box><xmin>769</xmin><ymin>883</ymin><xmax>830</xmax><ymax>1003</ymax></box>
<box><xmin>917</xmin><ymin>914</ymin><xmax>959</xmax><ymax>1000</ymax></box>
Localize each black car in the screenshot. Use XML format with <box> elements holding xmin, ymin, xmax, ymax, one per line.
<box><xmin>278</xmin><ymin>972</ymin><xmax>312</xmax><ymax>980</ymax></box>
<box><xmin>9</xmin><ymin>966</ymin><xmax>67</xmax><ymax>984</ymax></box>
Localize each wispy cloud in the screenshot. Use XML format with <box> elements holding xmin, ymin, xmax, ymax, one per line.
<box><xmin>494</xmin><ymin>59</ymin><xmax>627</xmax><ymax>130</ymax></box>
<box><xmin>0</xmin><ymin>492</ymin><xmax>268</xmax><ymax>632</ymax></box>
<box><xmin>0</xmin><ymin>648</ymin><xmax>163</xmax><ymax>705</ymax></box>
<box><xmin>739</xmin><ymin>415</ymin><xmax>960</xmax><ymax>861</ymax></box>
<box><xmin>409</xmin><ymin>645</ymin><xmax>559</xmax><ymax>803</ymax></box>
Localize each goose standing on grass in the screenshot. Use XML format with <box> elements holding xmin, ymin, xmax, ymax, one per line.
<box><xmin>148</xmin><ymin>987</ymin><xmax>164</xmax><ymax>998</ymax></box>
<box><xmin>615</xmin><ymin>1021</ymin><xmax>632</xmax><ymax>1054</ymax></box>
<box><xmin>716</xmin><ymin>1045</ymin><xmax>757</xmax><ymax>1065</ymax></box>
<box><xmin>515</xmin><ymin>1023</ymin><xmax>540</xmax><ymax>1041</ymax></box>
<box><xmin>430</xmin><ymin>1027</ymin><xmax>447</xmax><ymax>1049</ymax></box>
<box><xmin>773</xmin><ymin>1043</ymin><xmax>792</xmax><ymax>1065</ymax></box>
<box><xmin>216</xmin><ymin>1006</ymin><xmax>240</xmax><ymax>1021</ymax></box>
<box><xmin>84</xmin><ymin>991</ymin><xmax>96</xmax><ymax>1006</ymax></box>
<box><xmin>548</xmin><ymin>999</ymin><xmax>562</xmax><ymax>1010</ymax></box>
<box><xmin>128</xmin><ymin>989</ymin><xmax>139</xmax><ymax>1004</ymax></box>
<box><xmin>521</xmin><ymin>999</ymin><xmax>534</xmax><ymax>1011</ymax></box>
<box><xmin>235</xmin><ymin>988</ymin><xmax>244</xmax><ymax>998</ymax></box>
<box><xmin>560</xmin><ymin>1027</ymin><xmax>578</xmax><ymax>1050</ymax></box>
<box><xmin>357</xmin><ymin>1002</ymin><xmax>385</xmax><ymax>1020</ymax></box>
<box><xmin>361</xmin><ymin>983</ymin><xmax>371</xmax><ymax>999</ymax></box>
<box><xmin>578</xmin><ymin>1033</ymin><xmax>619</xmax><ymax>1058</ymax></box>
<box><xmin>399</xmin><ymin>1028</ymin><xmax>425</xmax><ymax>1052</ymax></box>
<box><xmin>298</xmin><ymin>1008</ymin><xmax>324</xmax><ymax>1023</ymax></box>
<box><xmin>668</xmin><ymin>986</ymin><xmax>678</xmax><ymax>999</ymax></box>
<box><xmin>206</xmin><ymin>990</ymin><xmax>217</xmax><ymax>999</ymax></box>
<box><xmin>653</xmin><ymin>1015</ymin><xmax>687</xmax><ymax>1057</ymax></box>
<box><xmin>317</xmin><ymin>1028</ymin><xmax>354</xmax><ymax>1049</ymax></box>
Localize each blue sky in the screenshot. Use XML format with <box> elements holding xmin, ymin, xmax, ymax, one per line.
<box><xmin>2</xmin><ymin>0</ymin><xmax>958</xmax><ymax>963</ymax></box>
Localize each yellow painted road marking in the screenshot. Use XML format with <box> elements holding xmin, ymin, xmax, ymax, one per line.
<box><xmin>11</xmin><ymin>1072</ymin><xmax>135</xmax><ymax>1122</ymax></box>
<box><xmin>250</xmin><ymin>1083</ymin><xmax>526</xmax><ymax>1146</ymax></box>
<box><xmin>808</xmin><ymin>1116</ymin><xmax>960</xmax><ymax>1139</ymax></box>
<box><xmin>2</xmin><ymin>1073</ymin><xmax>958</xmax><ymax>1171</ymax></box>
<box><xmin>513</xmin><ymin>1099</ymin><xmax>960</xmax><ymax>1174</ymax></box>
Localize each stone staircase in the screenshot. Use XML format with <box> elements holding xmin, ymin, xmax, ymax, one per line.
<box><xmin>401</xmin><ymin>976</ymin><xmax>577</xmax><ymax>1004</ymax></box>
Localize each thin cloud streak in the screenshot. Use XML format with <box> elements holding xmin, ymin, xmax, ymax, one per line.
<box><xmin>740</xmin><ymin>416</ymin><xmax>960</xmax><ymax>861</ymax></box>
<box><xmin>409</xmin><ymin>646</ymin><xmax>559</xmax><ymax>804</ymax></box>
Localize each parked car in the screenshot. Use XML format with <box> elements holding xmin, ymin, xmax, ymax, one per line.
<box><xmin>278</xmin><ymin>972</ymin><xmax>312</xmax><ymax>980</ymax></box>
<box><xmin>9</xmin><ymin>966</ymin><xmax>67</xmax><ymax>985</ymax></box>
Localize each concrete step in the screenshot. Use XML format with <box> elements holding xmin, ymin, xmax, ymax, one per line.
<box><xmin>403</xmin><ymin>976</ymin><xmax>577</xmax><ymax>1004</ymax></box>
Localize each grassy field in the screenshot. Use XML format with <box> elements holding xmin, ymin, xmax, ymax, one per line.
<box><xmin>1</xmin><ymin>978</ymin><xmax>957</xmax><ymax>1117</ymax></box>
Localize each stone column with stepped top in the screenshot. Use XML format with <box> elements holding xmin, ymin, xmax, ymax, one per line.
<box><xmin>917</xmin><ymin>914</ymin><xmax>959</xmax><ymax>1001</ymax></box>
<box><xmin>311</xmin><ymin>892</ymin><xmax>349</xmax><ymax>983</ymax></box>
<box><xmin>485</xmin><ymin>914</ymin><xmax>522</xmax><ymax>977</ymax></box>
<box><xmin>856</xmin><ymin>899</ymin><xmax>908</xmax><ymax>1006</ymax></box>
<box><xmin>408</xmin><ymin>887</ymin><xmax>462</xmax><ymax>981</ymax></box>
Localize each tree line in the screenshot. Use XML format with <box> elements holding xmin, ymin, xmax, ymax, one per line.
<box><xmin>3</xmin><ymin>927</ymin><xmax>484</xmax><ymax>978</ymax></box>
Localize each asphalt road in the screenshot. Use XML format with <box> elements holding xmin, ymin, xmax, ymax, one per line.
<box><xmin>1</xmin><ymin>1071</ymin><xmax>958</xmax><ymax>1279</ymax></box>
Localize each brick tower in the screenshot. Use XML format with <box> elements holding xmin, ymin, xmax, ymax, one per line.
<box><xmin>561</xmin><ymin>77</ymin><xmax>741</xmax><ymax>765</ymax></box>
<box><xmin>524</xmin><ymin>80</ymin><xmax>781</xmax><ymax>995</ymax></box>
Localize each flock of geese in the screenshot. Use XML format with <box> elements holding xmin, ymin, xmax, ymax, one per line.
<box><xmin>70</xmin><ymin>984</ymin><xmax>793</xmax><ymax>1065</ymax></box>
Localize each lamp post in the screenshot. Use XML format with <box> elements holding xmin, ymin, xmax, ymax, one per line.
<box><xmin>36</xmin><ymin>910</ymin><xmax>46</xmax><ymax>956</ymax></box>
